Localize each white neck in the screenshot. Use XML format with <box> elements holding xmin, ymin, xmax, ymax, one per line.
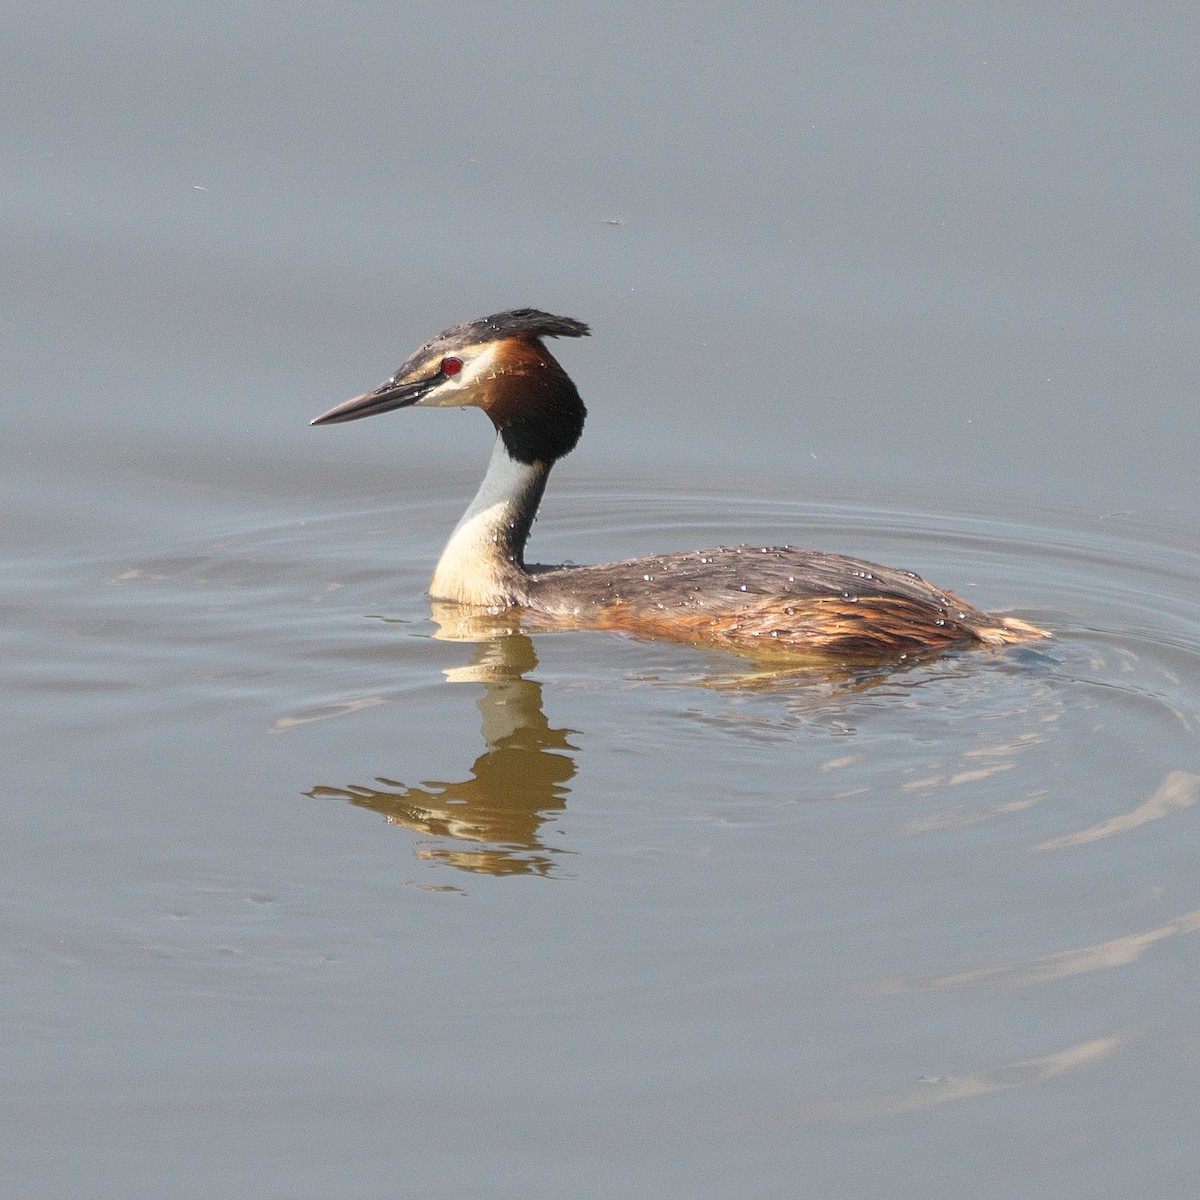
<box><xmin>429</xmin><ymin>435</ymin><xmax>550</xmax><ymax>607</ymax></box>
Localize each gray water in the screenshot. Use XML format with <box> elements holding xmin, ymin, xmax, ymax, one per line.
<box><xmin>5</xmin><ymin>5</ymin><xmax>1199</xmax><ymax>1198</ymax></box>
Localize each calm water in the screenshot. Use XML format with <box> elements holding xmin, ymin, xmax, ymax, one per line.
<box><xmin>6</xmin><ymin>5</ymin><xmax>1200</xmax><ymax>1198</ymax></box>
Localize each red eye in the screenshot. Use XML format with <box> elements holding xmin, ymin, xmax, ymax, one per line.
<box><xmin>441</xmin><ymin>356</ymin><xmax>463</xmax><ymax>376</ymax></box>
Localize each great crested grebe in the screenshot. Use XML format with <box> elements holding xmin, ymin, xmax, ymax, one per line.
<box><xmin>311</xmin><ymin>309</ymin><xmax>1048</xmax><ymax>659</ymax></box>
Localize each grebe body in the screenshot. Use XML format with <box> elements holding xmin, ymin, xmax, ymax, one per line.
<box><xmin>311</xmin><ymin>309</ymin><xmax>1047</xmax><ymax>659</ymax></box>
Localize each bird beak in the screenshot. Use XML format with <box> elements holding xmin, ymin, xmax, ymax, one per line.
<box><xmin>310</xmin><ymin>374</ymin><xmax>439</xmax><ymax>426</ymax></box>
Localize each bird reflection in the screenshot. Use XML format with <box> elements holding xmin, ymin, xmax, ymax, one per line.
<box><xmin>307</xmin><ymin>616</ymin><xmax>576</xmax><ymax>877</ymax></box>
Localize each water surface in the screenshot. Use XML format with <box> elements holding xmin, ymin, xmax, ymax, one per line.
<box><xmin>5</xmin><ymin>4</ymin><xmax>1200</xmax><ymax>1198</ymax></box>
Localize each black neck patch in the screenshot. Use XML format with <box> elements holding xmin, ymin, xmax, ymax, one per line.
<box><xmin>499</xmin><ymin>383</ymin><xmax>587</xmax><ymax>465</ymax></box>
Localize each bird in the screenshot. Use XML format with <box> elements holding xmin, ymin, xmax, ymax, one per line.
<box><xmin>310</xmin><ymin>308</ymin><xmax>1048</xmax><ymax>660</ymax></box>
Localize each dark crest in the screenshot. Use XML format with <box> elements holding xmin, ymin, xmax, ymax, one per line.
<box><xmin>399</xmin><ymin>309</ymin><xmax>590</xmax><ymax>380</ymax></box>
<box><xmin>444</xmin><ymin>308</ymin><xmax>590</xmax><ymax>347</ymax></box>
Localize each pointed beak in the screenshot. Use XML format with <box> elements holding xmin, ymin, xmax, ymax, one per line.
<box><xmin>310</xmin><ymin>374</ymin><xmax>439</xmax><ymax>426</ymax></box>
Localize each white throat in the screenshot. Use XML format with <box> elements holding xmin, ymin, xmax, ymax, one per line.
<box><xmin>429</xmin><ymin>435</ymin><xmax>549</xmax><ymax>607</ymax></box>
